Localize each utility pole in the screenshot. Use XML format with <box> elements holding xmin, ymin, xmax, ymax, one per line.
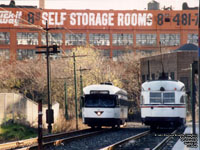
<box><xmin>191</xmin><ymin>62</ymin><xmax>196</xmax><ymax>134</ymax></box>
<box><xmin>198</xmin><ymin>0</ymin><xmax>200</xmax><ymax>148</ymax></box>
<box><xmin>62</xmin><ymin>53</ymin><xmax>87</xmax><ymax>130</ymax></box>
<box><xmin>56</xmin><ymin>77</ymin><xmax>69</xmax><ymax>120</ymax></box>
<box><xmin>38</xmin><ymin>99</ymin><xmax>42</xmax><ymax>150</ymax></box>
<box><xmin>77</xmin><ymin>67</ymin><xmax>90</xmax><ymax>117</ymax></box>
<box><xmin>46</xmin><ymin>21</ymin><xmax>52</xmax><ymax>134</ymax></box>
<box><xmin>64</xmin><ymin>79</ymin><xmax>68</xmax><ymax>120</ymax></box>
<box><xmin>73</xmin><ymin>52</ymin><xmax>78</xmax><ymax>130</ymax></box>
<box><xmin>36</xmin><ymin>21</ymin><xmax>60</xmax><ymax>134</ymax></box>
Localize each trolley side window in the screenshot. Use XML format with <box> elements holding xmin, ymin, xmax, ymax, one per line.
<box><xmin>180</xmin><ymin>94</ymin><xmax>187</xmax><ymax>104</ymax></box>
<box><xmin>163</xmin><ymin>92</ymin><xmax>175</xmax><ymax>103</ymax></box>
<box><xmin>150</xmin><ymin>92</ymin><xmax>161</xmax><ymax>103</ymax></box>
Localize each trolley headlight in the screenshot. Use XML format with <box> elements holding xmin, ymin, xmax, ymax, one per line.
<box><xmin>95</xmin><ymin>111</ymin><xmax>104</xmax><ymax>116</ymax></box>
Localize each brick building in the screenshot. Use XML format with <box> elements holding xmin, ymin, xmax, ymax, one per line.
<box><xmin>0</xmin><ymin>4</ymin><xmax>198</xmax><ymax>61</ymax></box>
<box><xmin>140</xmin><ymin>43</ymin><xmax>198</xmax><ymax>91</ymax></box>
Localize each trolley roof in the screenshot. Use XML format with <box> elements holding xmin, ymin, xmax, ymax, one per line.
<box><xmin>83</xmin><ymin>84</ymin><xmax>127</xmax><ymax>95</ymax></box>
<box><xmin>142</xmin><ymin>80</ymin><xmax>185</xmax><ymax>91</ymax></box>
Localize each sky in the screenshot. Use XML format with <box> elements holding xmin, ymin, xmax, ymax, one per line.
<box><xmin>0</xmin><ymin>0</ymin><xmax>199</xmax><ymax>10</ymax></box>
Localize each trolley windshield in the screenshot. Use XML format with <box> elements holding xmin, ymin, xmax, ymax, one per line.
<box><xmin>84</xmin><ymin>94</ymin><xmax>116</xmax><ymax>107</ymax></box>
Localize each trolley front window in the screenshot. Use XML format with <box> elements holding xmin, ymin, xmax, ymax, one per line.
<box><xmin>84</xmin><ymin>94</ymin><xmax>116</xmax><ymax>107</ymax></box>
<box><xmin>150</xmin><ymin>92</ymin><xmax>161</xmax><ymax>103</ymax></box>
<box><xmin>163</xmin><ymin>92</ymin><xmax>175</xmax><ymax>103</ymax></box>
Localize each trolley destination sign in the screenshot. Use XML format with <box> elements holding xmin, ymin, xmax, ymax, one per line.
<box><xmin>0</xmin><ymin>8</ymin><xmax>198</xmax><ymax>29</ymax></box>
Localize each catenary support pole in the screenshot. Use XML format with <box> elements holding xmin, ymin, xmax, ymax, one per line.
<box><xmin>46</xmin><ymin>21</ymin><xmax>52</xmax><ymax>134</ymax></box>
<box><xmin>198</xmin><ymin>0</ymin><xmax>200</xmax><ymax>148</ymax></box>
<box><xmin>73</xmin><ymin>52</ymin><xmax>78</xmax><ymax>130</ymax></box>
<box><xmin>79</xmin><ymin>67</ymin><xmax>83</xmax><ymax>117</ymax></box>
<box><xmin>64</xmin><ymin>80</ymin><xmax>68</xmax><ymax>120</ymax></box>
<box><xmin>38</xmin><ymin>99</ymin><xmax>43</xmax><ymax>150</ymax></box>
<box><xmin>191</xmin><ymin>63</ymin><xmax>196</xmax><ymax>134</ymax></box>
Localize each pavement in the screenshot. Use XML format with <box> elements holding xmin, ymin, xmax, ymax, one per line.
<box><xmin>172</xmin><ymin>124</ymin><xmax>199</xmax><ymax>150</ymax></box>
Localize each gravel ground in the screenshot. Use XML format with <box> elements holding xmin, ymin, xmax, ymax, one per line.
<box><xmin>45</xmin><ymin>122</ymin><xmax>149</xmax><ymax>150</ymax></box>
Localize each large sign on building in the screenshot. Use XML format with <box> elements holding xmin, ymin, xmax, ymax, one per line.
<box><xmin>0</xmin><ymin>8</ymin><xmax>198</xmax><ymax>29</ymax></box>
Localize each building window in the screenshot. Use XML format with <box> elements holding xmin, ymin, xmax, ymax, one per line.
<box><xmin>65</xmin><ymin>50</ymin><xmax>72</xmax><ymax>55</ymax></box>
<box><xmin>142</xmin><ymin>75</ymin><xmax>145</xmax><ymax>83</ymax></box>
<box><xmin>0</xmin><ymin>32</ymin><xmax>10</xmax><ymax>45</ymax></box>
<box><xmin>98</xmin><ymin>49</ymin><xmax>110</xmax><ymax>58</ymax></box>
<box><xmin>0</xmin><ymin>49</ymin><xmax>9</xmax><ymax>59</ymax></box>
<box><xmin>66</xmin><ymin>33</ymin><xmax>86</xmax><ymax>46</ymax></box>
<box><xmin>112</xmin><ymin>34</ymin><xmax>133</xmax><ymax>46</ymax></box>
<box><xmin>17</xmin><ymin>32</ymin><xmax>38</xmax><ymax>45</ymax></box>
<box><xmin>42</xmin><ymin>33</ymin><xmax>62</xmax><ymax>45</ymax></box>
<box><xmin>159</xmin><ymin>72</ymin><xmax>168</xmax><ymax>79</ymax></box>
<box><xmin>50</xmin><ymin>53</ymin><xmax>62</xmax><ymax>60</ymax></box>
<box><xmin>151</xmin><ymin>73</ymin><xmax>155</xmax><ymax>80</ymax></box>
<box><xmin>136</xmin><ymin>34</ymin><xmax>156</xmax><ymax>46</ymax></box>
<box><xmin>89</xmin><ymin>34</ymin><xmax>110</xmax><ymax>46</ymax></box>
<box><xmin>147</xmin><ymin>74</ymin><xmax>150</xmax><ymax>80</ymax></box>
<box><xmin>180</xmin><ymin>77</ymin><xmax>188</xmax><ymax>90</ymax></box>
<box><xmin>112</xmin><ymin>50</ymin><xmax>132</xmax><ymax>61</ymax></box>
<box><xmin>170</xmin><ymin>72</ymin><xmax>175</xmax><ymax>80</ymax></box>
<box><xmin>187</xmin><ymin>34</ymin><xmax>198</xmax><ymax>45</ymax></box>
<box><xmin>160</xmin><ymin>34</ymin><xmax>180</xmax><ymax>46</ymax></box>
<box><xmin>17</xmin><ymin>49</ymin><xmax>36</xmax><ymax>60</ymax></box>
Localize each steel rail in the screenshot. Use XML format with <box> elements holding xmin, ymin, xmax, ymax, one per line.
<box><xmin>100</xmin><ymin>130</ymin><xmax>150</xmax><ymax>150</ymax></box>
<box><xmin>152</xmin><ymin>127</ymin><xmax>181</xmax><ymax>150</ymax></box>
<box><xmin>0</xmin><ymin>138</ymin><xmax>37</xmax><ymax>150</ymax></box>
<box><xmin>0</xmin><ymin>128</ymin><xmax>93</xmax><ymax>150</ymax></box>
<box><xmin>19</xmin><ymin>129</ymin><xmax>109</xmax><ymax>150</ymax></box>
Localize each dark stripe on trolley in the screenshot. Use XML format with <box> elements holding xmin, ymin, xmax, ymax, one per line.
<box><xmin>141</xmin><ymin>105</ymin><xmax>185</xmax><ymax>108</ymax></box>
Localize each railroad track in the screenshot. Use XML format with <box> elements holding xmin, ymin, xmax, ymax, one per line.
<box><xmin>100</xmin><ymin>126</ymin><xmax>185</xmax><ymax>150</ymax></box>
<box><xmin>100</xmin><ymin>130</ymin><xmax>150</xmax><ymax>150</ymax></box>
<box><xmin>0</xmin><ymin>128</ymin><xmax>106</xmax><ymax>150</ymax></box>
<box><xmin>152</xmin><ymin>126</ymin><xmax>185</xmax><ymax>150</ymax></box>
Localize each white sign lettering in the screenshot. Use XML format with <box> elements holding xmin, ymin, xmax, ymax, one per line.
<box><xmin>117</xmin><ymin>13</ymin><xmax>153</xmax><ymax>26</ymax></box>
<box><xmin>70</xmin><ymin>12</ymin><xmax>114</xmax><ymax>26</ymax></box>
<box><xmin>42</xmin><ymin>12</ymin><xmax>67</xmax><ymax>25</ymax></box>
<box><xmin>0</xmin><ymin>11</ymin><xmax>22</xmax><ymax>26</ymax></box>
<box><xmin>41</xmin><ymin>11</ymin><xmax>153</xmax><ymax>27</ymax></box>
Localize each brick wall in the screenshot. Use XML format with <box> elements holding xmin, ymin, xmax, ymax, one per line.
<box><xmin>140</xmin><ymin>51</ymin><xmax>197</xmax><ymax>91</ymax></box>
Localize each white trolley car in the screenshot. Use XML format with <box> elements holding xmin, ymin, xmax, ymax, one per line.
<box><xmin>140</xmin><ymin>80</ymin><xmax>186</xmax><ymax>129</ymax></box>
<box><xmin>82</xmin><ymin>83</ymin><xmax>128</xmax><ymax>128</ymax></box>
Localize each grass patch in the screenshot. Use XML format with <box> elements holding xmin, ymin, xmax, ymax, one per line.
<box><xmin>0</xmin><ymin>122</ymin><xmax>37</xmax><ymax>142</ymax></box>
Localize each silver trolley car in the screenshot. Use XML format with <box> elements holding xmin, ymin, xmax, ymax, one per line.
<box><xmin>82</xmin><ymin>83</ymin><xmax>128</xmax><ymax>128</ymax></box>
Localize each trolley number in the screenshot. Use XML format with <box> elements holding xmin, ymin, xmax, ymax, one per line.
<box><xmin>157</xmin><ymin>13</ymin><xmax>198</xmax><ymax>26</ymax></box>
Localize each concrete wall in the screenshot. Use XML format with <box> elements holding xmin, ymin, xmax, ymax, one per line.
<box><xmin>0</xmin><ymin>93</ymin><xmax>59</xmax><ymax>128</ymax></box>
